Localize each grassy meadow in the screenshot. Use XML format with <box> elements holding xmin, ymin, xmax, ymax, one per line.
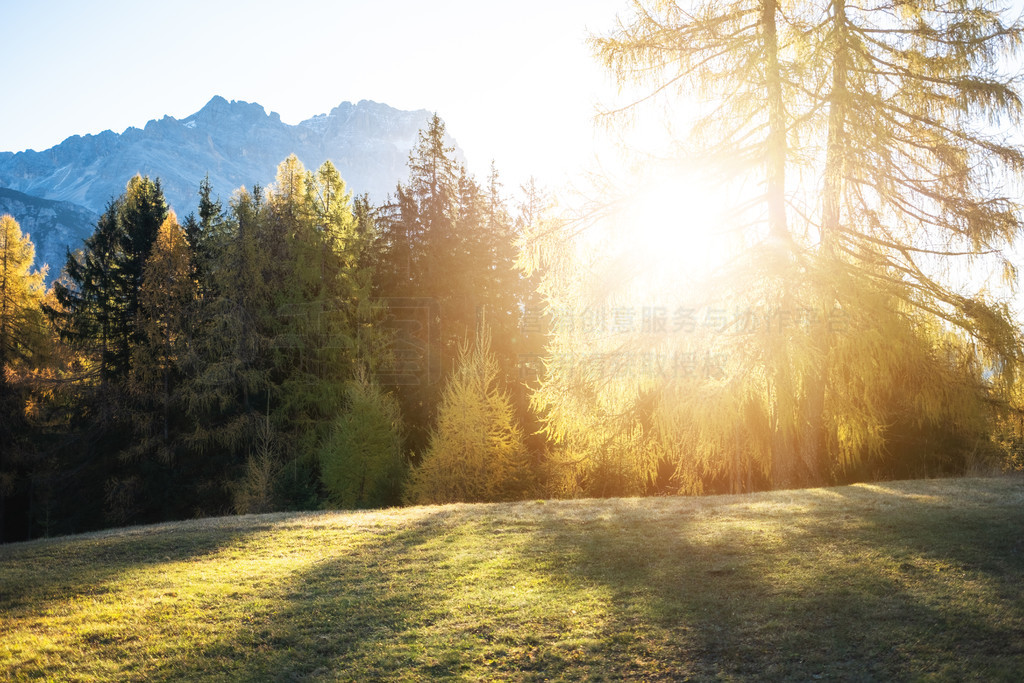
<box><xmin>2</xmin><ymin>476</ymin><xmax>1023</xmax><ymax>681</ymax></box>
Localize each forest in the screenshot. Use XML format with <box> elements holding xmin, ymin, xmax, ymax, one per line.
<box><xmin>4</xmin><ymin>0</ymin><xmax>1024</xmax><ymax>543</ymax></box>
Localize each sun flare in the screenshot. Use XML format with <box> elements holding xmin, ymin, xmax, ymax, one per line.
<box><xmin>614</xmin><ymin>169</ymin><xmax>740</xmax><ymax>297</ymax></box>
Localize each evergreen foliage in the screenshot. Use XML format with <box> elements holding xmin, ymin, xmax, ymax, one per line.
<box><xmin>319</xmin><ymin>373</ymin><xmax>405</xmax><ymax>509</ymax></box>
<box><xmin>48</xmin><ymin>176</ymin><xmax>168</xmax><ymax>384</ymax></box>
<box><xmin>374</xmin><ymin>116</ymin><xmax>531</xmax><ymax>455</ymax></box>
<box><xmin>5</xmin><ymin>66</ymin><xmax>1012</xmax><ymax>541</ymax></box>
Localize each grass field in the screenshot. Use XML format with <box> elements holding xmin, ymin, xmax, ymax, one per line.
<box><xmin>2</xmin><ymin>476</ymin><xmax>1023</xmax><ymax>681</ymax></box>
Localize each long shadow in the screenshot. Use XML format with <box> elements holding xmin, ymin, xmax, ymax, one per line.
<box><xmin>155</xmin><ymin>508</ymin><xmax>459</xmax><ymax>681</ymax></box>
<box><xmin>819</xmin><ymin>478</ymin><xmax>1024</xmax><ymax>580</ymax></box>
<box><xmin>74</xmin><ymin>479</ymin><xmax>1024</xmax><ymax>681</ymax></box>
<box><xmin>0</xmin><ymin>515</ymin><xmax>279</xmax><ymax>616</ymax></box>
<box><xmin>509</xmin><ymin>488</ymin><xmax>1024</xmax><ymax>680</ymax></box>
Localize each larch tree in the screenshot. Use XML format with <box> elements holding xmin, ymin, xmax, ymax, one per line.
<box><xmin>801</xmin><ymin>0</ymin><xmax>1024</xmax><ymax>478</ymax></box>
<box><xmin>270</xmin><ymin>157</ymin><xmax>387</xmax><ymax>506</ymax></box>
<box><xmin>127</xmin><ymin>210</ymin><xmax>197</xmax><ymax>465</ymax></box>
<box><xmin>0</xmin><ymin>215</ymin><xmax>46</xmax><ymax>542</ymax></box>
<box><xmin>407</xmin><ymin>327</ymin><xmax>534</xmax><ymax>504</ymax></box>
<box><xmin>530</xmin><ymin>0</ymin><xmax>1024</xmax><ymax>494</ymax></box>
<box><xmin>319</xmin><ymin>372</ymin><xmax>405</xmax><ymax>509</ymax></box>
<box><xmin>0</xmin><ymin>215</ymin><xmax>46</xmax><ymax>379</ymax></box>
<box><xmin>531</xmin><ymin>0</ymin><xmax>810</xmax><ymax>494</ymax></box>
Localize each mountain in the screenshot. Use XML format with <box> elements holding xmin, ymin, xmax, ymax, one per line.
<box><xmin>0</xmin><ymin>96</ymin><xmax>455</xmax><ymax>218</ymax></box>
<box><xmin>0</xmin><ymin>188</ymin><xmax>99</xmax><ymax>278</ymax></box>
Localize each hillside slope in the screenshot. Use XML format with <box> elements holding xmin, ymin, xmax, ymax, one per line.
<box><xmin>2</xmin><ymin>477</ymin><xmax>1023</xmax><ymax>681</ymax></box>
<box><xmin>0</xmin><ymin>187</ymin><xmax>98</xmax><ymax>277</ymax></box>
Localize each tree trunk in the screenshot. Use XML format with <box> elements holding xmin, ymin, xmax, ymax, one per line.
<box><xmin>800</xmin><ymin>0</ymin><xmax>850</xmax><ymax>486</ymax></box>
<box><xmin>762</xmin><ymin>0</ymin><xmax>799</xmax><ymax>488</ymax></box>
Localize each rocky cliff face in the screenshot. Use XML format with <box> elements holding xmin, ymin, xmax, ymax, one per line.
<box><xmin>0</xmin><ymin>96</ymin><xmax>449</xmax><ymax>217</ymax></box>
<box><xmin>0</xmin><ymin>188</ymin><xmax>98</xmax><ymax>278</ymax></box>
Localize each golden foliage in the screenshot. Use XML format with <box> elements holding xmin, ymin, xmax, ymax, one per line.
<box><xmin>408</xmin><ymin>328</ymin><xmax>534</xmax><ymax>504</ymax></box>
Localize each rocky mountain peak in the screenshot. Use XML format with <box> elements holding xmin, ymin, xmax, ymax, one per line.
<box><xmin>0</xmin><ymin>97</ymin><xmax>457</xmax><ymax>218</ymax></box>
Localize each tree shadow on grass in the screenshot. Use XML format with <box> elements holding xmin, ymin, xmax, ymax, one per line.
<box><xmin>157</xmin><ymin>508</ymin><xmax>462</xmax><ymax>681</ymax></box>
<box><xmin>99</xmin><ymin>479</ymin><xmax>1024</xmax><ymax>682</ymax></box>
<box><xmin>0</xmin><ymin>516</ymin><xmax>275</xmax><ymax>615</ymax></box>
<box><xmin>510</xmin><ymin>488</ymin><xmax>1024</xmax><ymax>681</ymax></box>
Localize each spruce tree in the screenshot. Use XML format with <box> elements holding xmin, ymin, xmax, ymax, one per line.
<box><xmin>49</xmin><ymin>175</ymin><xmax>168</xmax><ymax>384</ymax></box>
<box><xmin>375</xmin><ymin>117</ymin><xmax>531</xmax><ymax>456</ymax></box>
<box><xmin>180</xmin><ymin>185</ymin><xmax>279</xmax><ymax>484</ymax></box>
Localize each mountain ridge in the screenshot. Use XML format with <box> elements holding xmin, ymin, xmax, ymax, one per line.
<box><xmin>0</xmin><ymin>96</ymin><xmax>459</xmax><ymax>278</ymax></box>
<box><xmin>0</xmin><ymin>188</ymin><xmax>99</xmax><ymax>279</ymax></box>
<box><xmin>0</xmin><ymin>96</ymin><xmax>455</xmax><ymax>218</ymax></box>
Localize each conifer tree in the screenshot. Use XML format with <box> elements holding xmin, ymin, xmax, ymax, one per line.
<box><xmin>181</xmin><ymin>185</ymin><xmax>278</xmax><ymax>466</ymax></box>
<box><xmin>0</xmin><ymin>215</ymin><xmax>46</xmax><ymax>541</ymax></box>
<box><xmin>530</xmin><ymin>0</ymin><xmax>1024</xmax><ymax>493</ymax></box>
<box><xmin>271</xmin><ymin>158</ymin><xmax>374</xmax><ymax>503</ymax></box>
<box><xmin>375</xmin><ymin>118</ymin><xmax>531</xmax><ymax>456</ymax></box>
<box><xmin>127</xmin><ymin>211</ymin><xmax>196</xmax><ymax>465</ymax></box>
<box><xmin>799</xmin><ymin>0</ymin><xmax>1024</xmax><ymax>479</ymax></box>
<box><xmin>408</xmin><ymin>328</ymin><xmax>534</xmax><ymax>504</ymax></box>
<box><xmin>182</xmin><ymin>174</ymin><xmax>225</xmax><ymax>302</ymax></box>
<box><xmin>319</xmin><ymin>373</ymin><xmax>405</xmax><ymax>509</ymax></box>
<box><xmin>181</xmin><ymin>159</ymin><xmax>388</xmax><ymax>512</ymax></box>
<box><xmin>0</xmin><ymin>215</ymin><xmax>46</xmax><ymax>377</ymax></box>
<box><xmin>49</xmin><ymin>204</ymin><xmax>125</xmax><ymax>385</ymax></box>
<box><xmin>49</xmin><ymin>175</ymin><xmax>168</xmax><ymax>384</ymax></box>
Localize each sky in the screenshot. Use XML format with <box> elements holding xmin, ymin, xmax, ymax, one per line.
<box><xmin>0</xmin><ymin>0</ymin><xmax>629</xmax><ymax>190</ymax></box>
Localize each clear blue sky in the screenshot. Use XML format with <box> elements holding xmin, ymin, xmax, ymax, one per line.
<box><xmin>0</xmin><ymin>0</ymin><xmax>627</xmax><ymax>188</ymax></box>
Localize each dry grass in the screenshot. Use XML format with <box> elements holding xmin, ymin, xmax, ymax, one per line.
<box><xmin>2</xmin><ymin>476</ymin><xmax>1023</xmax><ymax>681</ymax></box>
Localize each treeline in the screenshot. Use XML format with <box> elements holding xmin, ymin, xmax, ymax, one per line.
<box><xmin>0</xmin><ymin>116</ymin><xmax>546</xmax><ymax>541</ymax></box>
<box><xmin>3</xmin><ymin>110</ymin><xmax>1023</xmax><ymax>543</ymax></box>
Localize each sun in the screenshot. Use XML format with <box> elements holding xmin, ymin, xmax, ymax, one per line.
<box><xmin>613</xmin><ymin>168</ymin><xmax>741</xmax><ymax>298</ymax></box>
